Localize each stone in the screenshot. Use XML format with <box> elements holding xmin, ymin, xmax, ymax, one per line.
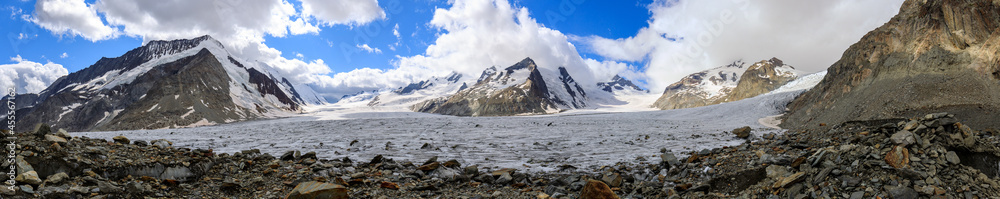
<box><xmin>15</xmin><ymin>171</ymin><xmax>42</xmax><ymax>185</ymax></box>
<box><xmin>417</xmin><ymin>162</ymin><xmax>440</xmax><ymax>171</ymax></box>
<box><xmin>281</xmin><ymin>151</ymin><xmax>296</xmax><ymax>161</ymax></box>
<box><xmin>464</xmin><ymin>165</ymin><xmax>479</xmax><ymax>176</ymax></box>
<box><xmin>732</xmin><ymin>126</ymin><xmax>752</xmax><ymax>139</ymax></box>
<box><xmin>369</xmin><ymin>155</ymin><xmax>384</xmax><ymax>165</ymax></box>
<box><xmin>443</xmin><ymin>159</ymin><xmax>461</xmax><ymax>168</ymax></box>
<box><xmin>98</xmin><ymin>181</ymin><xmax>123</xmax><ymax>193</ymax></box>
<box><xmin>133</xmin><ymin>140</ymin><xmax>148</xmax><ymax>146</ymax></box>
<box><xmin>495</xmin><ymin>173</ymin><xmax>513</xmax><ymax>184</ymax></box>
<box><xmin>772</xmin><ymin>172</ymin><xmax>805</xmax><ymax>188</ymax></box>
<box><xmin>944</xmin><ymin>151</ymin><xmax>960</xmax><ymax>164</ymax></box>
<box><xmin>56</xmin><ymin>129</ymin><xmax>71</xmax><ymax>139</ymax></box>
<box><xmin>891</xmin><ymin>130</ymin><xmax>916</xmax><ymax>146</ymax></box>
<box><xmin>474</xmin><ymin>174</ymin><xmax>494</xmax><ymax>183</ymax></box>
<box><xmin>580</xmin><ymin>180</ymin><xmax>620</xmax><ymax>199</ymax></box>
<box><xmin>886</xmin><ymin>185</ymin><xmax>918</xmax><ymax>199</ymax></box>
<box><xmin>0</xmin><ymin>185</ymin><xmax>15</xmax><ymax>195</ymax></box>
<box><xmin>661</xmin><ymin>152</ymin><xmax>682</xmax><ymax>167</ymax></box>
<box><xmin>151</xmin><ymin>139</ymin><xmax>172</xmax><ymax>148</ymax></box>
<box><xmin>537</xmin><ymin>192</ymin><xmax>550</xmax><ymax>199</ymax></box>
<box><xmin>885</xmin><ymin>145</ymin><xmax>910</xmax><ymax>168</ymax></box>
<box><xmin>112</xmin><ymin>135</ymin><xmax>130</xmax><ymax>144</ymax></box>
<box><xmin>601</xmin><ymin>173</ymin><xmax>623</xmax><ymax>187</ymax></box>
<box><xmin>765</xmin><ymin>165</ymin><xmax>790</xmax><ymax>179</ymax></box>
<box><xmin>423</xmin><ymin>156</ymin><xmax>438</xmax><ymax>166</ymax></box>
<box><xmin>45</xmin><ymin>172</ymin><xmax>69</xmax><ymax>184</ymax></box>
<box><xmin>19</xmin><ymin>185</ymin><xmax>32</xmax><ymax>194</ymax></box>
<box><xmin>300</xmin><ymin>151</ymin><xmax>317</xmax><ymax>160</ymax></box>
<box><xmin>380</xmin><ymin>181</ymin><xmax>399</xmax><ymax>190</ymax></box>
<box><xmin>849</xmin><ymin>191</ymin><xmax>865</xmax><ymax>199</ymax></box>
<box><xmin>44</xmin><ymin>134</ymin><xmax>67</xmax><ymax>144</ymax></box>
<box><xmin>902</xmin><ymin>120</ymin><xmax>920</xmax><ymax>131</ymax></box>
<box><xmin>125</xmin><ymin>181</ymin><xmax>147</xmax><ymax>194</ymax></box>
<box><xmin>33</xmin><ymin>123</ymin><xmax>51</xmax><ymax>137</ymax></box>
<box><xmin>285</xmin><ymin>181</ymin><xmax>349</xmax><ymax>199</ymax></box>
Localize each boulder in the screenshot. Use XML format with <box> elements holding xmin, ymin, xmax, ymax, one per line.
<box><xmin>285</xmin><ymin>181</ymin><xmax>349</xmax><ymax>199</ymax></box>
<box><xmin>732</xmin><ymin>126</ymin><xmax>752</xmax><ymax>139</ymax></box>
<box><xmin>580</xmin><ymin>180</ymin><xmax>620</xmax><ymax>199</ymax></box>
<box><xmin>112</xmin><ymin>136</ymin><xmax>130</xmax><ymax>144</ymax></box>
<box><xmin>44</xmin><ymin>134</ymin><xmax>67</xmax><ymax>144</ymax></box>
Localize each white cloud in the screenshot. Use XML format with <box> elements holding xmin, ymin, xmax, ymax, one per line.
<box><xmin>315</xmin><ymin>0</ymin><xmax>633</xmax><ymax>99</ymax></box>
<box><xmin>582</xmin><ymin>0</ymin><xmax>905</xmax><ymax>91</ymax></box>
<box><xmin>356</xmin><ymin>44</ymin><xmax>382</xmax><ymax>54</ymax></box>
<box><xmin>60</xmin><ymin>52</ymin><xmax>68</xmax><ymax>58</ymax></box>
<box><xmin>299</xmin><ymin>0</ymin><xmax>385</xmax><ymax>26</ymax></box>
<box><xmin>295</xmin><ymin>53</ymin><xmax>304</xmax><ymax>58</ymax></box>
<box><xmin>0</xmin><ymin>55</ymin><xmax>69</xmax><ymax>94</ymax></box>
<box><xmin>32</xmin><ymin>0</ymin><xmax>116</xmax><ymax>41</ymax></box>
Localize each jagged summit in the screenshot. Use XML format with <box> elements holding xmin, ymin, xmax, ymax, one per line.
<box><xmin>4</xmin><ymin>35</ymin><xmax>324</xmax><ymax>131</ymax></box>
<box><xmin>410</xmin><ymin>57</ymin><xmax>588</xmax><ymax>116</ymax></box>
<box><xmin>597</xmin><ymin>75</ymin><xmax>646</xmax><ymax>94</ymax></box>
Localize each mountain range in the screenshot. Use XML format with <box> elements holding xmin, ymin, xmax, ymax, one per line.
<box><xmin>653</xmin><ymin>58</ymin><xmax>800</xmax><ymax>110</ymax></box>
<box><xmin>3</xmin><ymin>36</ymin><xmax>324</xmax><ymax>131</ymax></box>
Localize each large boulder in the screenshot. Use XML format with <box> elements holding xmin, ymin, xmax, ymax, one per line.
<box><xmin>783</xmin><ymin>0</ymin><xmax>1000</xmax><ymax>130</ymax></box>
<box><xmin>285</xmin><ymin>181</ymin><xmax>348</xmax><ymax>199</ymax></box>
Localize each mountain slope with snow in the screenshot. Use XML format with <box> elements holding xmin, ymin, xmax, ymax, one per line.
<box><xmin>411</xmin><ymin>57</ymin><xmax>588</xmax><ymax>116</ymax></box>
<box><xmin>7</xmin><ymin>35</ymin><xmax>323</xmax><ymax>131</ymax></box>
<box><xmin>653</xmin><ymin>58</ymin><xmax>799</xmax><ymax>110</ymax></box>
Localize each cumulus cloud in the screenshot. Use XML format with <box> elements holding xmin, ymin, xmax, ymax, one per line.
<box><xmin>356</xmin><ymin>44</ymin><xmax>382</xmax><ymax>54</ymax></box>
<box><xmin>299</xmin><ymin>0</ymin><xmax>385</xmax><ymax>26</ymax></box>
<box><xmin>60</xmin><ymin>52</ymin><xmax>68</xmax><ymax>58</ymax></box>
<box><xmin>582</xmin><ymin>0</ymin><xmax>905</xmax><ymax>91</ymax></box>
<box><xmin>28</xmin><ymin>0</ymin><xmax>393</xmax><ymax>101</ymax></box>
<box><xmin>0</xmin><ymin>55</ymin><xmax>69</xmax><ymax>94</ymax></box>
<box><xmin>32</xmin><ymin>0</ymin><xmax>116</xmax><ymax>41</ymax></box>
<box><xmin>310</xmin><ymin>0</ymin><xmax>636</xmax><ymax>99</ymax></box>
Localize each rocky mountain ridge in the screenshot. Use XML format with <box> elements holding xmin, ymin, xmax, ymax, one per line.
<box><xmin>3</xmin><ymin>35</ymin><xmax>324</xmax><ymax>131</ymax></box>
<box><xmin>653</xmin><ymin>58</ymin><xmax>798</xmax><ymax>110</ymax></box>
<box><xmin>411</xmin><ymin>57</ymin><xmax>588</xmax><ymax>116</ymax></box>
<box><xmin>783</xmin><ymin>0</ymin><xmax>1000</xmax><ymax>130</ymax></box>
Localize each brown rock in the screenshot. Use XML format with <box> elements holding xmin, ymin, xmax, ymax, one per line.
<box><xmin>601</xmin><ymin>173</ymin><xmax>623</xmax><ymax>187</ymax></box>
<box><xmin>732</xmin><ymin>126</ymin><xmax>752</xmax><ymax>139</ymax></box>
<box><xmin>379</xmin><ymin>181</ymin><xmax>399</xmax><ymax>190</ymax></box>
<box><xmin>580</xmin><ymin>180</ymin><xmax>620</xmax><ymax>199</ymax></box>
<box><xmin>285</xmin><ymin>181</ymin><xmax>348</xmax><ymax>199</ymax></box>
<box><xmin>772</xmin><ymin>172</ymin><xmax>805</xmax><ymax>188</ymax></box>
<box><xmin>885</xmin><ymin>145</ymin><xmax>910</xmax><ymax>168</ymax></box>
<box><xmin>112</xmin><ymin>135</ymin><xmax>130</xmax><ymax>144</ymax></box>
<box><xmin>442</xmin><ymin>159</ymin><xmax>461</xmax><ymax>168</ymax></box>
<box><xmin>417</xmin><ymin>162</ymin><xmax>440</xmax><ymax>171</ymax></box>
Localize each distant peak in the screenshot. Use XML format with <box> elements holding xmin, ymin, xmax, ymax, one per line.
<box><xmin>506</xmin><ymin>57</ymin><xmax>537</xmax><ymax>71</ymax></box>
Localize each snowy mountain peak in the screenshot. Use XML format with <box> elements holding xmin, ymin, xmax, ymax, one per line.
<box><xmin>7</xmin><ymin>35</ymin><xmax>320</xmax><ymax>131</ymax></box>
<box><xmin>653</xmin><ymin>58</ymin><xmax>800</xmax><ymax>110</ymax></box>
<box><xmin>597</xmin><ymin>75</ymin><xmax>647</xmax><ymax>94</ymax></box>
<box><xmin>411</xmin><ymin>57</ymin><xmax>588</xmax><ymax>116</ymax></box>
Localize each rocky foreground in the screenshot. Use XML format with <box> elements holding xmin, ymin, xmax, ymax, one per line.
<box><xmin>4</xmin><ymin>113</ymin><xmax>1000</xmax><ymax>198</ymax></box>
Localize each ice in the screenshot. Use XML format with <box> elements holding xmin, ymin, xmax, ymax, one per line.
<box><xmin>76</xmin><ymin>90</ymin><xmax>803</xmax><ymax>173</ymax></box>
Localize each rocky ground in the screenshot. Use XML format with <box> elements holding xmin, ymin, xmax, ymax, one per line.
<box><xmin>3</xmin><ymin>113</ymin><xmax>999</xmax><ymax>198</ymax></box>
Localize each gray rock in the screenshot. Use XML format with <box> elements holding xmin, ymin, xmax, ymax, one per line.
<box><xmin>886</xmin><ymin>185</ymin><xmax>918</xmax><ymax>199</ymax></box>
<box><xmin>15</xmin><ymin>171</ymin><xmax>42</xmax><ymax>185</ymax></box>
<box><xmin>125</xmin><ymin>181</ymin><xmax>146</xmax><ymax>194</ymax></box>
<box><xmin>732</xmin><ymin>126</ymin><xmax>752</xmax><ymax>139</ymax></box>
<box><xmin>281</xmin><ymin>151</ymin><xmax>296</xmax><ymax>161</ymax></box>
<box><xmin>495</xmin><ymin>173</ymin><xmax>512</xmax><ymax>184</ymax></box>
<box><xmin>765</xmin><ymin>165</ymin><xmax>789</xmax><ymax>179</ymax></box>
<box><xmin>56</xmin><ymin>129</ymin><xmax>71</xmax><ymax>139</ymax></box>
<box><xmin>474</xmin><ymin>174</ymin><xmax>494</xmax><ymax>183</ymax></box>
<box><xmin>19</xmin><ymin>185</ymin><xmax>33</xmax><ymax>194</ymax></box>
<box><xmin>133</xmin><ymin>140</ymin><xmax>148</xmax><ymax>146</ymax></box>
<box><xmin>601</xmin><ymin>172</ymin><xmax>623</xmax><ymax>187</ymax></box>
<box><xmin>661</xmin><ymin>153</ymin><xmax>681</xmax><ymax>168</ymax></box>
<box><xmin>45</xmin><ymin>172</ymin><xmax>69</xmax><ymax>184</ymax></box>
<box><xmin>464</xmin><ymin>166</ymin><xmax>479</xmax><ymax>176</ymax></box>
<box><xmin>945</xmin><ymin>151</ymin><xmax>960</xmax><ymax>164</ymax></box>
<box><xmin>849</xmin><ymin>191</ymin><xmax>865</xmax><ymax>199</ymax></box>
<box><xmin>44</xmin><ymin>134</ymin><xmax>68</xmax><ymax>144</ymax></box>
<box><xmin>891</xmin><ymin>130</ymin><xmax>916</xmax><ymax>146</ymax></box>
<box><xmin>151</xmin><ymin>139</ymin><xmax>172</xmax><ymax>148</ymax></box>
<box><xmin>98</xmin><ymin>181</ymin><xmax>123</xmax><ymax>193</ymax></box>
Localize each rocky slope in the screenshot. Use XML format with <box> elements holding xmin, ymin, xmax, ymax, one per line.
<box><xmin>411</xmin><ymin>57</ymin><xmax>588</xmax><ymax>116</ymax></box>
<box><xmin>653</xmin><ymin>58</ymin><xmax>798</xmax><ymax>110</ymax></box>
<box><xmin>783</xmin><ymin>0</ymin><xmax>1000</xmax><ymax>130</ymax></box>
<box><xmin>3</xmin><ymin>36</ymin><xmax>325</xmax><ymax>131</ymax></box>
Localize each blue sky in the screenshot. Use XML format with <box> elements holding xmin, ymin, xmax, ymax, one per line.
<box><xmin>2</xmin><ymin>0</ymin><xmax>652</xmax><ymax>76</ymax></box>
<box><xmin>0</xmin><ymin>0</ymin><xmax>905</xmax><ymax>99</ymax></box>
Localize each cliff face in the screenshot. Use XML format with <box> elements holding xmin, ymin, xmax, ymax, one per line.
<box><xmin>783</xmin><ymin>0</ymin><xmax>1000</xmax><ymax>130</ymax></box>
<box><xmin>725</xmin><ymin>58</ymin><xmax>798</xmax><ymax>102</ymax></box>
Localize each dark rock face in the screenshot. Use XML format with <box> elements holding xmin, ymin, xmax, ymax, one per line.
<box><xmin>783</xmin><ymin>0</ymin><xmax>1000</xmax><ymax>130</ymax></box>
<box><xmin>3</xmin><ymin>36</ymin><xmax>308</xmax><ymax>131</ymax></box>
<box><xmin>597</xmin><ymin>75</ymin><xmax>645</xmax><ymax>93</ymax></box>
<box><xmin>412</xmin><ymin>57</ymin><xmax>586</xmax><ymax>116</ymax></box>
